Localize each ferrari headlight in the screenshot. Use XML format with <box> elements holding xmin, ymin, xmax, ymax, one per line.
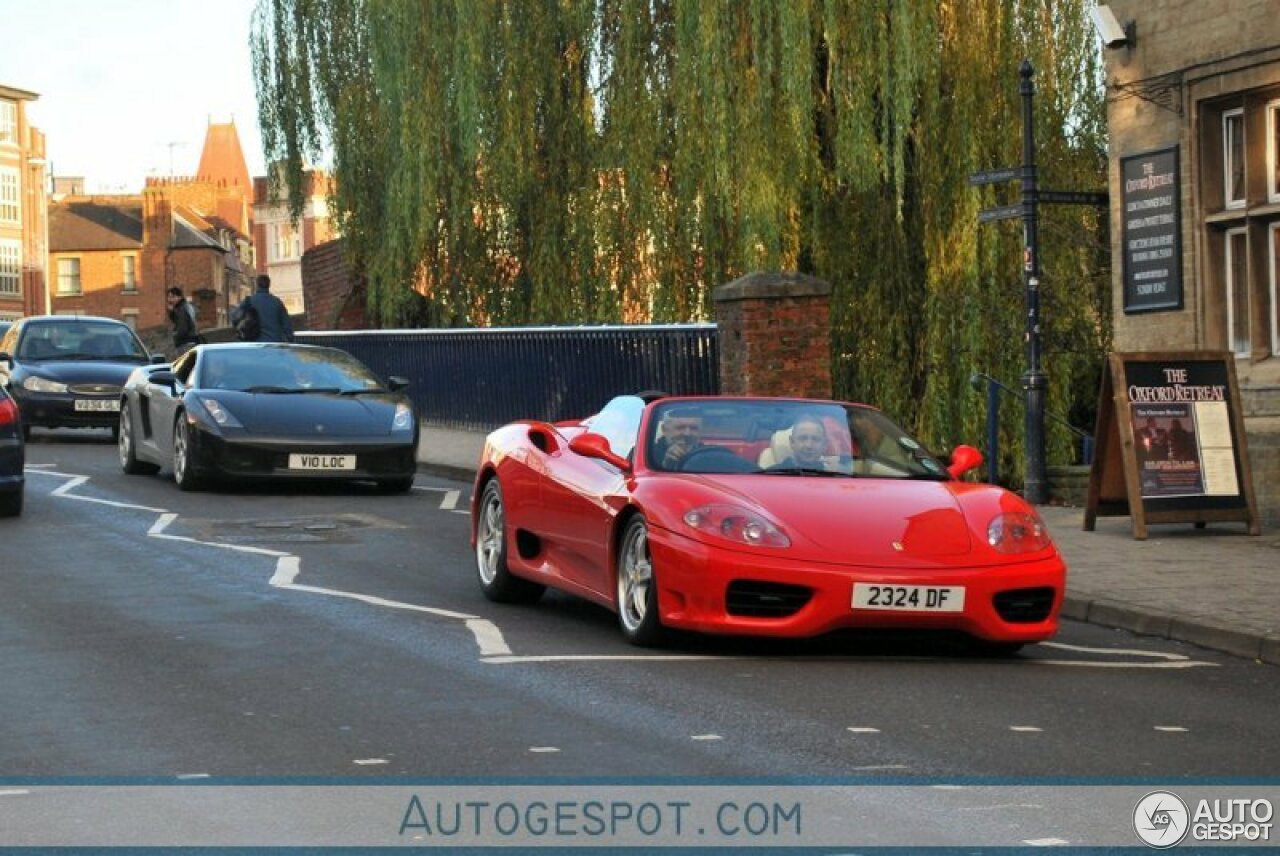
<box><xmin>987</xmin><ymin>511</ymin><xmax>1051</xmax><ymax>554</ymax></box>
<box><xmin>392</xmin><ymin>402</ymin><xmax>414</xmax><ymax>431</ymax></box>
<box><xmin>683</xmin><ymin>504</ymin><xmax>790</xmax><ymax>548</ymax></box>
<box><xmin>200</xmin><ymin>397</ymin><xmax>243</xmax><ymax>428</ymax></box>
<box><xmin>23</xmin><ymin>375</ymin><xmax>67</xmax><ymax>393</ymax></box>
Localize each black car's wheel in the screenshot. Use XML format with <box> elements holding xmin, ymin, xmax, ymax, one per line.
<box><xmin>172</xmin><ymin>414</ymin><xmax>203</xmax><ymax>492</ymax></box>
<box><xmin>616</xmin><ymin>515</ymin><xmax>665</xmax><ymax>647</ymax></box>
<box><xmin>474</xmin><ymin>479</ymin><xmax>544</xmax><ymax>603</ymax></box>
<box><xmin>377</xmin><ymin>475</ymin><xmax>415</xmax><ymax>493</ymax></box>
<box><xmin>119</xmin><ymin>405</ymin><xmax>159</xmax><ymax>475</ymax></box>
<box><xmin>0</xmin><ymin>490</ymin><xmax>21</xmax><ymax>518</ymax></box>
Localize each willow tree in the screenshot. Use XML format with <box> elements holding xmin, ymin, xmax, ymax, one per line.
<box><xmin>252</xmin><ymin>0</ymin><xmax>1109</xmax><ymax>484</ymax></box>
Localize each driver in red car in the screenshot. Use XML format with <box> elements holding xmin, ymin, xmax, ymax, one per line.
<box><xmin>653</xmin><ymin>407</ymin><xmax>703</xmax><ymax>469</ymax></box>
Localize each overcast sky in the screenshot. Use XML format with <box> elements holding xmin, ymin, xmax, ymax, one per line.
<box><xmin>1</xmin><ymin>0</ymin><xmax>267</xmax><ymax>193</ymax></box>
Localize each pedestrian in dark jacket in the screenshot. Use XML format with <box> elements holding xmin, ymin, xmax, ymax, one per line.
<box><xmin>233</xmin><ymin>274</ymin><xmax>294</xmax><ymax>343</ymax></box>
<box><xmin>166</xmin><ymin>287</ymin><xmax>200</xmax><ymax>352</ymax></box>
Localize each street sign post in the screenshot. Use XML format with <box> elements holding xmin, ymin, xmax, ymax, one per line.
<box><xmin>968</xmin><ymin>167</ymin><xmax>1020</xmax><ymax>186</ymax></box>
<box><xmin>978</xmin><ymin>203</ymin><xmax>1023</xmax><ymax>223</ymax></box>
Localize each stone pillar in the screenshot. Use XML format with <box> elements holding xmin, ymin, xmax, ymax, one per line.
<box><xmin>712</xmin><ymin>271</ymin><xmax>832</xmax><ymax>399</ymax></box>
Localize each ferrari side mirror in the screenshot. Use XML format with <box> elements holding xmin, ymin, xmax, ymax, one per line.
<box><xmin>388</xmin><ymin>375</ymin><xmax>410</xmax><ymax>392</ymax></box>
<box><xmin>947</xmin><ymin>444</ymin><xmax>983</xmax><ymax>478</ymax></box>
<box><xmin>569</xmin><ymin>432</ymin><xmax>632</xmax><ymax>473</ymax></box>
<box><xmin>150</xmin><ymin>354</ymin><xmax>168</xmax><ymax>365</ymax></box>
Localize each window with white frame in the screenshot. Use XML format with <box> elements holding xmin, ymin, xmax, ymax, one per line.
<box><xmin>0</xmin><ymin>168</ymin><xmax>19</xmax><ymax>223</ymax></box>
<box><xmin>0</xmin><ymin>100</ymin><xmax>16</xmax><ymax>144</ymax></box>
<box><xmin>1226</xmin><ymin>227</ymin><xmax>1249</xmax><ymax>355</ymax></box>
<box><xmin>122</xmin><ymin>254</ymin><xmax>137</xmax><ymax>291</ymax></box>
<box><xmin>1269</xmin><ymin>100</ymin><xmax>1280</xmax><ymax>203</ymax></box>
<box><xmin>1271</xmin><ymin>223</ymin><xmax>1280</xmax><ymax>355</ymax></box>
<box><xmin>272</xmin><ymin>221</ymin><xmax>301</xmax><ymax>261</ymax></box>
<box><xmin>56</xmin><ymin>257</ymin><xmax>81</xmax><ymax>295</ymax></box>
<box><xmin>0</xmin><ymin>239</ymin><xmax>20</xmax><ymax>296</ymax></box>
<box><xmin>1224</xmin><ymin>109</ymin><xmax>1246</xmax><ymax>208</ymax></box>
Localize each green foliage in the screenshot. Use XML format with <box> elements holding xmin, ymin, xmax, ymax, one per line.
<box><xmin>252</xmin><ymin>0</ymin><xmax>1110</xmax><ymax>484</ymax></box>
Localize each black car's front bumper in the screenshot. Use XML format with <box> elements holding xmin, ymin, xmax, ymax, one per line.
<box><xmin>12</xmin><ymin>388</ymin><xmax>122</xmax><ymax>430</ymax></box>
<box><xmin>187</xmin><ymin>426</ymin><xmax>417</xmax><ymax>483</ymax></box>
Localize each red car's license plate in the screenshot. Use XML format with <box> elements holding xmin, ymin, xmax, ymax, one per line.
<box><xmin>852</xmin><ymin>583</ymin><xmax>965</xmax><ymax>612</ymax></box>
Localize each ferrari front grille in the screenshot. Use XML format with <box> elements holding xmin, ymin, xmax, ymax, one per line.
<box><xmin>992</xmin><ymin>587</ymin><xmax>1056</xmax><ymax>623</ymax></box>
<box><xmin>725</xmin><ymin>580</ymin><xmax>813</xmax><ymax>618</ymax></box>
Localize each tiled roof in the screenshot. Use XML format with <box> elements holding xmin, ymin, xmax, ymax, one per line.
<box><xmin>49</xmin><ymin>198</ymin><xmax>143</xmax><ymax>251</ymax></box>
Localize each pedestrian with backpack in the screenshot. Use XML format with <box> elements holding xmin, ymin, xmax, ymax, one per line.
<box><xmin>234</xmin><ymin>274</ymin><xmax>294</xmax><ymax>342</ymax></box>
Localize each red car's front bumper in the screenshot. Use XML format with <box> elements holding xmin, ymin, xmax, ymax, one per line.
<box><xmin>646</xmin><ymin>526</ymin><xmax>1065</xmax><ymax>643</ymax></box>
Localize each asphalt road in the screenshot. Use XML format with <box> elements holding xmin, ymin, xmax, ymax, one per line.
<box><xmin>3</xmin><ymin>428</ymin><xmax>1279</xmax><ymax>780</ymax></box>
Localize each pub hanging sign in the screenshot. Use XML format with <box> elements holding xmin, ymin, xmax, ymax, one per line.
<box><xmin>1121</xmin><ymin>146</ymin><xmax>1182</xmax><ymax>314</ymax></box>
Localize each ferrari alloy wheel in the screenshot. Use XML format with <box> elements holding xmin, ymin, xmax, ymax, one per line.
<box><xmin>172</xmin><ymin>414</ymin><xmax>203</xmax><ymax>492</ymax></box>
<box><xmin>119</xmin><ymin>405</ymin><xmax>159</xmax><ymax>476</ymax></box>
<box><xmin>616</xmin><ymin>515</ymin><xmax>665</xmax><ymax>646</ymax></box>
<box><xmin>474</xmin><ymin>479</ymin><xmax>544</xmax><ymax>603</ymax></box>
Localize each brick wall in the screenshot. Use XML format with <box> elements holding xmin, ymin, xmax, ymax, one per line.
<box><xmin>713</xmin><ymin>272</ymin><xmax>832</xmax><ymax>399</ymax></box>
<box><xmin>301</xmin><ymin>238</ymin><xmax>369</xmax><ymax>330</ymax></box>
<box><xmin>48</xmin><ymin>249</ymin><xmax>157</xmax><ymax>324</ymax></box>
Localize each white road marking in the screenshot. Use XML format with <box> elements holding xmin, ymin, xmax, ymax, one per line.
<box><xmin>38</xmin><ymin>468</ymin><xmax>507</xmax><ymax>659</ymax></box>
<box><xmin>1155</xmin><ymin>725</ymin><xmax>1189</xmax><ymax>732</ymax></box>
<box><xmin>691</xmin><ymin>734</ymin><xmax>722</xmax><ymax>741</ymax></box>
<box><xmin>1039</xmin><ymin>641</ymin><xmax>1200</xmax><ymax>661</ymax></box>
<box><xmin>1009</xmin><ymin>726</ymin><xmax>1043</xmax><ymax>732</ymax></box>
<box><xmin>846</xmin><ymin>727</ymin><xmax>880</xmax><ymax>734</ymax></box>
<box><xmin>440</xmin><ymin>490</ymin><xmax>460</xmax><ymax>511</ymax></box>
<box><xmin>176</xmin><ymin>774</ymin><xmax>210</xmax><ymax>780</ymax></box>
<box><xmin>1024</xmin><ymin>838</ymin><xmax>1070</xmax><ymax>846</ymax></box>
<box><xmin>529</xmin><ymin>747</ymin><xmax>560</xmax><ymax>753</ymax></box>
<box><xmin>483</xmin><ymin>654</ymin><xmax>720</xmax><ymax>664</ymax></box>
<box><xmin>353</xmin><ymin>759</ymin><xmax>388</xmax><ymax>766</ymax></box>
<box><xmin>850</xmin><ymin>764</ymin><xmax>908</xmax><ymax>771</ymax></box>
<box><xmin>1030</xmin><ymin>659</ymin><xmax>1215</xmax><ymax>669</ymax></box>
<box><xmin>0</xmin><ymin>789</ymin><xmax>31</xmax><ymax>796</ymax></box>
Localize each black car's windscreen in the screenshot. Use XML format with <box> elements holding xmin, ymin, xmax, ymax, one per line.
<box><xmin>645</xmin><ymin>400</ymin><xmax>949</xmax><ymax>479</ymax></box>
<box><xmin>199</xmin><ymin>347</ymin><xmax>386</xmax><ymax>393</ymax></box>
<box><xmin>17</xmin><ymin>322</ymin><xmax>147</xmax><ymax>361</ymax></box>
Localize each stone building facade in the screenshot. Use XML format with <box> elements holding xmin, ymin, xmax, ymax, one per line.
<box><xmin>1101</xmin><ymin>1</ymin><xmax>1280</xmax><ymax>522</ymax></box>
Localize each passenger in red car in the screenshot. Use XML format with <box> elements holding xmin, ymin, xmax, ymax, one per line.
<box><xmin>653</xmin><ymin>408</ymin><xmax>703</xmax><ymax>469</ymax></box>
<box><xmin>773</xmin><ymin>414</ymin><xmax>828</xmax><ymax>469</ymax></box>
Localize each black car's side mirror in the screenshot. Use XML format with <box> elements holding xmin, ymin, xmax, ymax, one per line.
<box><xmin>0</xmin><ymin>351</ymin><xmax>11</xmax><ymax>367</ymax></box>
<box><xmin>388</xmin><ymin>375</ymin><xmax>410</xmax><ymax>392</ymax></box>
<box><xmin>149</xmin><ymin>370</ymin><xmax>178</xmax><ymax>389</ymax></box>
<box><xmin>149</xmin><ymin>354</ymin><xmax>168</xmax><ymax>365</ymax></box>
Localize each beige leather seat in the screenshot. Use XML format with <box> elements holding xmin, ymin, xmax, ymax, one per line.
<box><xmin>757</xmin><ymin>428</ymin><xmax>792</xmax><ymax>468</ymax></box>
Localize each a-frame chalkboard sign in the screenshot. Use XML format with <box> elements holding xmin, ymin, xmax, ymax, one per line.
<box><xmin>1084</xmin><ymin>351</ymin><xmax>1260</xmax><ymax>540</ymax></box>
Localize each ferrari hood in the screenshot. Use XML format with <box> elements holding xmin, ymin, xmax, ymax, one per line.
<box><xmin>205</xmin><ymin>391</ymin><xmax>402</xmax><ymax>437</ymax></box>
<box><xmin>662</xmin><ymin>473</ymin><xmax>999</xmax><ymax>566</ymax></box>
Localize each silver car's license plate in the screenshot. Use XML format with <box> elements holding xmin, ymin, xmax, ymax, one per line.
<box><xmin>288</xmin><ymin>453</ymin><xmax>356</xmax><ymax>471</ymax></box>
<box><xmin>74</xmin><ymin>399</ymin><xmax>120</xmax><ymax>412</ymax></box>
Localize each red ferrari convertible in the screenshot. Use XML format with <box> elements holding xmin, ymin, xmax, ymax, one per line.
<box><xmin>471</xmin><ymin>395</ymin><xmax>1066</xmax><ymax>650</ymax></box>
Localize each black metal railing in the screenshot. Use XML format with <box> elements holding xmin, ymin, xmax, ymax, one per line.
<box><xmin>969</xmin><ymin>371</ymin><xmax>1094</xmax><ymax>484</ymax></box>
<box><xmin>299</xmin><ymin>325</ymin><xmax>719</xmax><ymax>431</ymax></box>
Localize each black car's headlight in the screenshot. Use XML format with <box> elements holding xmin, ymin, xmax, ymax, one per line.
<box><xmin>198</xmin><ymin>397</ymin><xmax>243</xmax><ymax>429</ymax></box>
<box><xmin>23</xmin><ymin>375</ymin><xmax>68</xmax><ymax>393</ymax></box>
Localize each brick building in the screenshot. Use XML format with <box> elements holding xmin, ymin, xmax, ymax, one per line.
<box><xmin>1100</xmin><ymin>1</ymin><xmax>1280</xmax><ymax>521</ymax></box>
<box><xmin>253</xmin><ymin>165</ymin><xmax>337</xmax><ymax>315</ymax></box>
<box><xmin>48</xmin><ymin>193</ymin><xmax>252</xmax><ymax>334</ymax></box>
<box><xmin>42</xmin><ymin>119</ymin><xmax>256</xmax><ymax>336</ymax></box>
<box><xmin>0</xmin><ymin>83</ymin><xmax>49</xmax><ymax>323</ymax></box>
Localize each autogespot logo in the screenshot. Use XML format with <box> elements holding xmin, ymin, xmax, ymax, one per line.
<box><xmin>1134</xmin><ymin>791</ymin><xmax>1190</xmax><ymax>848</ymax></box>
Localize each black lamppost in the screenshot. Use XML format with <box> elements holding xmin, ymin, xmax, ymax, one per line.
<box><xmin>1020</xmin><ymin>59</ymin><xmax>1048</xmax><ymax>505</ymax></box>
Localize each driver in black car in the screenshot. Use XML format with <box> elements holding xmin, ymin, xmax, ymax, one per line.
<box><xmin>652</xmin><ymin>407</ymin><xmax>703</xmax><ymax>469</ymax></box>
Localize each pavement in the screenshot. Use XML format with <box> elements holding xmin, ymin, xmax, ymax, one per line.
<box><xmin>416</xmin><ymin>425</ymin><xmax>1280</xmax><ymax>666</ymax></box>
